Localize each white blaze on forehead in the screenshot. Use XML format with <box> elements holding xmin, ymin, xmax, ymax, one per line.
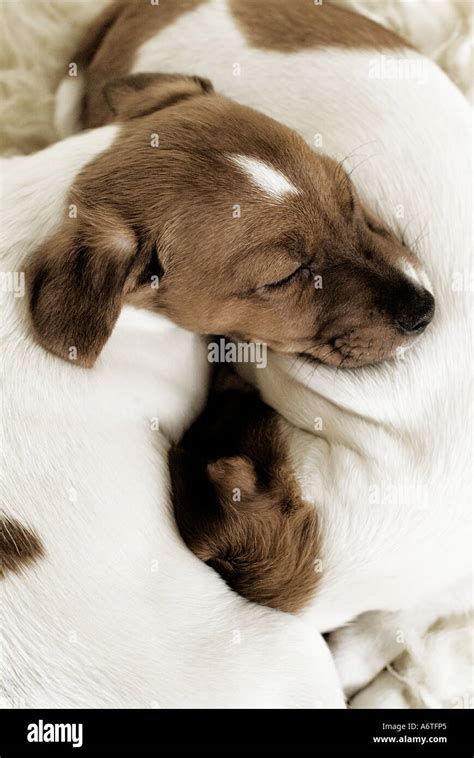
<box><xmin>228</xmin><ymin>154</ymin><xmax>299</xmax><ymax>200</ymax></box>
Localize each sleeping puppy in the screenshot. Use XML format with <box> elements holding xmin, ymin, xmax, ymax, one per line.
<box><xmin>35</xmin><ymin>73</ymin><xmax>430</xmax><ymax>369</ymax></box>
<box><xmin>57</xmin><ymin>0</ymin><xmax>472</xmax><ymax>703</ymax></box>
<box><xmin>2</xmin><ymin>100</ymin><xmax>349</xmax><ymax>709</ymax></box>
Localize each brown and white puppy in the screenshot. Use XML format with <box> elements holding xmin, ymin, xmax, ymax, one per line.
<box><xmin>36</xmin><ymin>70</ymin><xmax>432</xmax><ymax>369</ymax></box>
<box><xmin>170</xmin><ymin>365</ymin><xmax>320</xmax><ymax>613</ymax></box>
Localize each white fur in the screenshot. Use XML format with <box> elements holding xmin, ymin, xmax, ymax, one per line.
<box><xmin>1</xmin><ymin>128</ymin><xmax>344</xmax><ymax>708</ymax></box>
<box><xmin>129</xmin><ymin>0</ymin><xmax>472</xmax><ymax>704</ymax></box>
<box><xmin>329</xmin><ymin>576</ymin><xmax>474</xmax><ymax>707</ymax></box>
<box><xmin>54</xmin><ymin>74</ymin><xmax>85</xmax><ymax>138</ymax></box>
<box><xmin>400</xmin><ymin>261</ymin><xmax>425</xmax><ymax>289</ymax></box>
<box><xmin>228</xmin><ymin>154</ymin><xmax>298</xmax><ymax>199</ymax></box>
<box><xmin>333</xmin><ymin>0</ymin><xmax>474</xmax><ymax>102</ymax></box>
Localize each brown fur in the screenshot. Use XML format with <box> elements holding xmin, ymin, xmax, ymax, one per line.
<box><xmin>1</xmin><ymin>517</ymin><xmax>44</xmax><ymax>576</ymax></box>
<box><xmin>70</xmin><ymin>0</ymin><xmax>208</xmax><ymax>128</ymax></box>
<box><xmin>28</xmin><ymin>74</ymin><xmax>433</xmax><ymax>367</ymax></box>
<box><xmin>103</xmin><ymin>71</ymin><xmax>214</xmax><ymax>120</ymax></box>
<box><xmin>169</xmin><ymin>367</ymin><xmax>320</xmax><ymax>612</ymax></box>
<box><xmin>229</xmin><ymin>0</ymin><xmax>408</xmax><ymax>53</ymax></box>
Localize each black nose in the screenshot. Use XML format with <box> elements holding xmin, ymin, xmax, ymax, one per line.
<box><xmin>394</xmin><ymin>287</ymin><xmax>435</xmax><ymax>335</ymax></box>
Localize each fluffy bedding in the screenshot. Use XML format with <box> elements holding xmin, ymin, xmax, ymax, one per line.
<box><xmin>1</xmin><ymin>0</ymin><xmax>472</xmax><ymax>709</ymax></box>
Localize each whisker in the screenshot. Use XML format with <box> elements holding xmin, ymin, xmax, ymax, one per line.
<box><xmin>400</xmin><ymin>212</ymin><xmax>428</xmax><ymax>248</ymax></box>
<box><xmin>290</xmin><ymin>341</ymin><xmax>343</xmax><ymax>383</ymax></box>
<box><xmin>408</xmin><ymin>223</ymin><xmax>430</xmax><ymax>252</ymax></box>
<box><xmin>333</xmin><ymin>140</ymin><xmax>381</xmax><ymax>177</ymax></box>
<box><xmin>335</xmin><ymin>354</ymin><xmax>350</xmax><ymax>375</ymax></box>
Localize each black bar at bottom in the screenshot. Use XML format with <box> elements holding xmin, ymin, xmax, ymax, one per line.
<box><xmin>0</xmin><ymin>708</ymin><xmax>472</xmax><ymax>755</ymax></box>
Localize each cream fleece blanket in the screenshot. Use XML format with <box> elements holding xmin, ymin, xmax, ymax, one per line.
<box><xmin>0</xmin><ymin>0</ymin><xmax>472</xmax><ymax>710</ymax></box>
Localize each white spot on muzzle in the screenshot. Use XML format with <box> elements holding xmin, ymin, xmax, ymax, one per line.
<box><xmin>401</xmin><ymin>260</ymin><xmax>431</xmax><ymax>291</ymax></box>
<box><xmin>228</xmin><ymin>154</ymin><xmax>299</xmax><ymax>200</ymax></box>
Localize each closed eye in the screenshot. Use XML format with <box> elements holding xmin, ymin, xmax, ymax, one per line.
<box><xmin>259</xmin><ymin>265</ymin><xmax>311</xmax><ymax>291</ymax></box>
<box><xmin>367</xmin><ymin>220</ymin><xmax>391</xmax><ymax>238</ymax></box>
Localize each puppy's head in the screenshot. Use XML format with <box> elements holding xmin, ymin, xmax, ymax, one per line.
<box><xmin>29</xmin><ymin>72</ymin><xmax>434</xmax><ymax>367</ymax></box>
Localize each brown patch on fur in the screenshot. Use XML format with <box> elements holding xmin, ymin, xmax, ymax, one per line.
<box><xmin>229</xmin><ymin>0</ymin><xmax>408</xmax><ymax>52</ymax></box>
<box><xmin>169</xmin><ymin>366</ymin><xmax>320</xmax><ymax>612</ymax></box>
<box><xmin>1</xmin><ymin>517</ymin><xmax>44</xmax><ymax>576</ymax></box>
<box><xmin>28</xmin><ymin>74</ymin><xmax>433</xmax><ymax>367</ymax></box>
<box><xmin>103</xmin><ymin>71</ymin><xmax>214</xmax><ymax>120</ymax></box>
<box><xmin>70</xmin><ymin>0</ymin><xmax>208</xmax><ymax>128</ymax></box>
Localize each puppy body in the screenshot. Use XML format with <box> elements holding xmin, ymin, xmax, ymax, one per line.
<box><xmin>62</xmin><ymin>0</ymin><xmax>473</xmax><ymax>673</ymax></box>
<box><xmin>1</xmin><ymin>131</ymin><xmax>345</xmax><ymax>708</ymax></box>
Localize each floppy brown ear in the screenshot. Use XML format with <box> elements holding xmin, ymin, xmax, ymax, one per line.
<box><xmin>103</xmin><ymin>72</ymin><xmax>214</xmax><ymax>121</ymax></box>
<box><xmin>28</xmin><ymin>208</ymin><xmax>147</xmax><ymax>367</ymax></box>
